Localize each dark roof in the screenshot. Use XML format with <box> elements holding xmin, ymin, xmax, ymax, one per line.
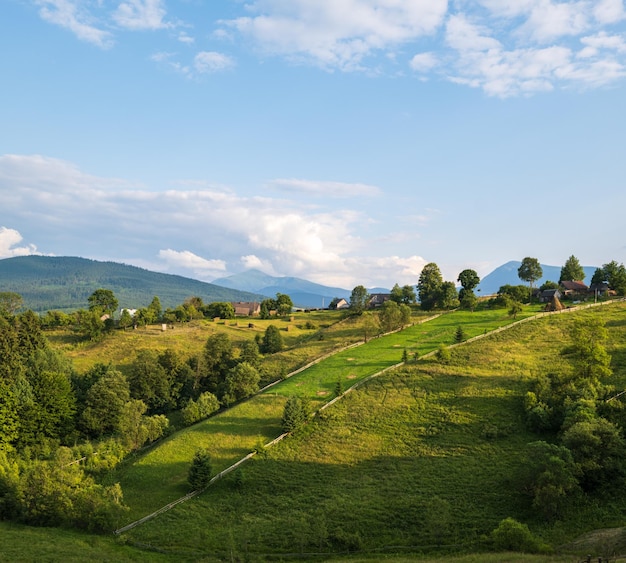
<box><xmin>540</xmin><ymin>289</ymin><xmax>560</xmax><ymax>297</ymax></box>
<box><xmin>560</xmin><ymin>280</ymin><xmax>588</xmax><ymax>291</ymax></box>
<box><xmin>368</xmin><ymin>293</ymin><xmax>391</xmax><ymax>306</ymax></box>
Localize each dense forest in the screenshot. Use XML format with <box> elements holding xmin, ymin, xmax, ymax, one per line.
<box><xmin>0</xmin><ymin>255</ymin><xmax>263</xmax><ymax>312</ymax></box>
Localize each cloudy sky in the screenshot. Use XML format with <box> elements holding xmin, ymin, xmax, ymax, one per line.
<box><xmin>1</xmin><ymin>0</ymin><xmax>626</xmax><ymax>289</ymax></box>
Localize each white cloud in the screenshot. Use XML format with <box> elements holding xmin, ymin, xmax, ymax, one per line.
<box><xmin>442</xmin><ymin>10</ymin><xmax>626</xmax><ymax>97</ymax></box>
<box><xmin>0</xmin><ymin>227</ymin><xmax>39</xmax><ymax>258</ymax></box>
<box><xmin>157</xmin><ymin>249</ymin><xmax>226</xmax><ymax>279</ymax></box>
<box><xmin>194</xmin><ymin>51</ymin><xmax>235</xmax><ymax>73</ymax></box>
<box><xmin>30</xmin><ymin>0</ymin><xmax>626</xmax><ymax>96</ymax></box>
<box><xmin>520</xmin><ymin>1</ymin><xmax>589</xmax><ymax>43</ymax></box>
<box><xmin>240</xmin><ymin>255</ymin><xmax>276</xmax><ymax>274</ymax></box>
<box><xmin>178</xmin><ymin>32</ymin><xmax>195</xmax><ymax>45</ymax></box>
<box><xmin>445</xmin><ymin>14</ymin><xmax>501</xmax><ymax>52</ymax></box>
<box><xmin>36</xmin><ymin>0</ymin><xmax>113</xmax><ymax>48</ymax></box>
<box><xmin>113</xmin><ymin>0</ymin><xmax>170</xmax><ymax>30</ymax></box>
<box><xmin>409</xmin><ymin>52</ymin><xmax>439</xmax><ymax>72</ymax></box>
<box><xmin>221</xmin><ymin>0</ymin><xmax>448</xmax><ymax>70</ymax></box>
<box><xmin>0</xmin><ymin>154</ymin><xmax>429</xmax><ymax>288</ymax></box>
<box><xmin>593</xmin><ymin>0</ymin><xmax>626</xmax><ymax>24</ymax></box>
<box><xmin>579</xmin><ymin>31</ymin><xmax>626</xmax><ymax>57</ymax></box>
<box><xmin>269</xmin><ymin>178</ymin><xmax>381</xmax><ymax>198</ymax></box>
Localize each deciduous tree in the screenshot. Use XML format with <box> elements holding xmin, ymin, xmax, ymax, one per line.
<box><xmin>417</xmin><ymin>263</ymin><xmax>443</xmax><ymax>311</ymax></box>
<box><xmin>0</xmin><ymin>292</ymin><xmax>23</xmax><ymax>316</ymax></box>
<box><xmin>260</xmin><ymin>325</ymin><xmax>283</xmax><ymax>354</ymax></box>
<box><xmin>80</xmin><ymin>368</ymin><xmax>130</xmax><ymax>438</ymax></box>
<box><xmin>349</xmin><ymin>285</ymin><xmax>369</xmax><ymax>315</ymax></box>
<box><xmin>128</xmin><ymin>349</ymin><xmax>172</xmax><ymax>414</ymax></box>
<box><xmin>276</xmin><ymin>293</ymin><xmax>294</xmax><ymax>316</ymax></box>
<box><xmin>438</xmin><ymin>281</ymin><xmax>459</xmax><ymax>310</ymax></box>
<box><xmin>87</xmin><ymin>289</ymin><xmax>118</xmax><ymax>316</ymax></box>
<box><xmin>518</xmin><ymin>257</ymin><xmax>543</xmax><ymax>291</ymax></box>
<box><xmin>202</xmin><ymin>333</ymin><xmax>234</xmax><ymax>392</ymax></box>
<box><xmin>220</xmin><ymin>362</ymin><xmax>260</xmax><ymax>406</ymax></box>
<box><xmin>600</xmin><ymin>260</ymin><xmax>626</xmax><ymax>295</ymax></box>
<box><xmin>457</xmin><ymin>269</ymin><xmax>480</xmax><ymax>292</ymax></box>
<box><xmin>378</xmin><ymin>300</ymin><xmax>402</xmax><ymax>333</ymax></box>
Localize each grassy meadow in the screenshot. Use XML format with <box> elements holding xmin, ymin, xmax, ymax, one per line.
<box><xmin>8</xmin><ymin>300</ymin><xmax>625</xmax><ymax>562</ymax></box>
<box><xmin>111</xmin><ymin>304</ymin><xmax>544</xmax><ymax>521</ymax></box>
<box><xmin>116</xmin><ymin>302</ymin><xmax>626</xmax><ymax>560</ymax></box>
<box><xmin>47</xmin><ymin>310</ymin><xmax>383</xmax><ymax>376</ymax></box>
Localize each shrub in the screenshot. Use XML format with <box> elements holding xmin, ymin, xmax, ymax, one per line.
<box><xmin>182</xmin><ymin>392</ymin><xmax>220</xmax><ymax>426</ymax></box>
<box><xmin>491</xmin><ymin>517</ymin><xmax>543</xmax><ymax>553</ymax></box>
<box><xmin>436</xmin><ymin>343</ymin><xmax>451</xmax><ymax>363</ymax></box>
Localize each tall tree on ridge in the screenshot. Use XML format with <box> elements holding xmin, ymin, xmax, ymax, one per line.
<box><xmin>518</xmin><ymin>257</ymin><xmax>543</xmax><ymax>295</ymax></box>
<box><xmin>559</xmin><ymin>255</ymin><xmax>585</xmax><ymax>283</ymax></box>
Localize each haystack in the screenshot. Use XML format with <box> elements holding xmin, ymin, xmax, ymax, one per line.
<box><xmin>545</xmin><ymin>294</ymin><xmax>565</xmax><ymax>312</ymax></box>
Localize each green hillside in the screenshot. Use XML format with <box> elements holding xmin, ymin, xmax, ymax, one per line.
<box><xmin>112</xmin><ymin>302</ymin><xmax>626</xmax><ymax>560</ymax></box>
<box><xmin>0</xmin><ymin>255</ymin><xmax>263</xmax><ymax>312</ymax></box>
<box><xmin>3</xmin><ymin>302</ymin><xmax>626</xmax><ymax>562</ymax></box>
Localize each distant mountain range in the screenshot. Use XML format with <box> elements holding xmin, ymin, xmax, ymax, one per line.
<box><xmin>0</xmin><ymin>256</ymin><xmax>264</xmax><ymax>313</ymax></box>
<box><xmin>211</xmin><ymin>269</ymin><xmax>389</xmax><ymax>308</ymax></box>
<box><xmin>477</xmin><ymin>260</ymin><xmax>598</xmax><ymax>295</ymax></box>
<box><xmin>0</xmin><ymin>256</ymin><xmax>602</xmax><ymax>313</ymax></box>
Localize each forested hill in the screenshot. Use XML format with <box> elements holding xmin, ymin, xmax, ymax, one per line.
<box><xmin>0</xmin><ymin>256</ymin><xmax>264</xmax><ymax>313</ymax></box>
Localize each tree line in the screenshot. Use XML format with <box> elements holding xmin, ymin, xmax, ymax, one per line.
<box><xmin>522</xmin><ymin>317</ymin><xmax>626</xmax><ymax>520</ymax></box>
<box><xmin>342</xmin><ymin>254</ymin><xmax>626</xmax><ymax>317</ymax></box>
<box><xmin>0</xmin><ymin>302</ymin><xmax>288</xmax><ymax>532</ymax></box>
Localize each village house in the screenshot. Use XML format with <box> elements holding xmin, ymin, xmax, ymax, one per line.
<box><xmin>367</xmin><ymin>293</ymin><xmax>391</xmax><ymax>308</ymax></box>
<box><xmin>559</xmin><ymin>280</ymin><xmax>588</xmax><ymax>300</ymax></box>
<box><xmin>231</xmin><ymin>302</ymin><xmax>261</xmax><ymax>316</ymax></box>
<box><xmin>539</xmin><ymin>288</ymin><xmax>562</xmax><ymax>303</ymax></box>
<box><xmin>328</xmin><ymin>297</ymin><xmax>349</xmax><ymax>310</ymax></box>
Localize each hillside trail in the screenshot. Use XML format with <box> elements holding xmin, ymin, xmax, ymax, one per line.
<box><xmin>115</xmin><ymin>299</ymin><xmax>623</xmax><ymax>535</ymax></box>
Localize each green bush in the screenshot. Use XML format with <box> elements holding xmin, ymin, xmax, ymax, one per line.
<box><xmin>181</xmin><ymin>392</ymin><xmax>220</xmax><ymax>426</ymax></box>
<box><xmin>436</xmin><ymin>343</ymin><xmax>451</xmax><ymax>363</ymax></box>
<box><xmin>491</xmin><ymin>517</ymin><xmax>543</xmax><ymax>553</ymax></box>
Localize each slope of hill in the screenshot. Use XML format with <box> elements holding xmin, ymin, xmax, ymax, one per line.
<box><xmin>477</xmin><ymin>260</ymin><xmax>598</xmax><ymax>295</ymax></box>
<box><xmin>120</xmin><ymin>302</ymin><xmax>626</xmax><ymax>559</ymax></box>
<box><xmin>0</xmin><ymin>255</ymin><xmax>263</xmax><ymax>313</ymax></box>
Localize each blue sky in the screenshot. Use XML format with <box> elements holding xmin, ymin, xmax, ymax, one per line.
<box><xmin>1</xmin><ymin>0</ymin><xmax>626</xmax><ymax>290</ymax></box>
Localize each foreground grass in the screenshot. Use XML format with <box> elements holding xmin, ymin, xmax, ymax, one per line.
<box><xmin>0</xmin><ymin>520</ymin><xmax>578</xmax><ymax>563</ymax></box>
<box><xmin>0</xmin><ymin>521</ymin><xmax>170</xmax><ymax>562</ymax></box>
<box><xmin>120</xmin><ymin>302</ymin><xmax>626</xmax><ymax>560</ymax></box>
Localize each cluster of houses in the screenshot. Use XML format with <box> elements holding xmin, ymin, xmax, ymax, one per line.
<box><xmin>538</xmin><ymin>281</ymin><xmax>613</xmax><ymax>305</ymax></box>
<box><xmin>328</xmin><ymin>293</ymin><xmax>391</xmax><ymax>310</ymax></box>
<box><xmin>230</xmin><ymin>293</ymin><xmax>394</xmax><ymax>315</ymax></box>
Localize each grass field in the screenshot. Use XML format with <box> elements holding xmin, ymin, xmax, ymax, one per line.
<box><xmin>0</xmin><ymin>521</ymin><xmax>581</xmax><ymax>563</ymax></box>
<box><xmin>48</xmin><ymin>310</ymin><xmax>387</xmax><ymax>376</ymax></box>
<box><xmin>8</xmin><ymin>301</ymin><xmax>625</xmax><ymax>562</ymax></box>
<box><xmin>0</xmin><ymin>521</ymin><xmax>171</xmax><ymax>562</ymax></box>
<box><xmin>116</xmin><ymin>302</ymin><xmax>626</xmax><ymax>560</ymax></box>
<box><xmin>112</xmin><ymin>305</ymin><xmax>545</xmax><ymax>521</ymax></box>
